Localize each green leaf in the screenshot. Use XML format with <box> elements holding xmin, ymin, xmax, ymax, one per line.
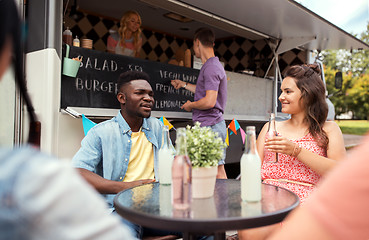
<box><xmin>185</xmin><ymin>121</ymin><xmax>227</xmax><ymax>168</ymax></box>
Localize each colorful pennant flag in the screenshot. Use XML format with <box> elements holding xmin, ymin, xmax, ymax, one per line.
<box><xmin>82</xmin><ymin>114</ymin><xmax>97</xmax><ymax>136</ymax></box>
<box><xmin>234</xmin><ymin>119</ymin><xmax>241</xmax><ymax>131</ymax></box>
<box><xmin>225</xmin><ymin>128</ymin><xmax>229</xmax><ymax>146</ymax></box>
<box><xmin>159</xmin><ymin>116</ymin><xmax>175</xmax><ymax>130</ymax></box>
<box><xmin>228</xmin><ymin>119</ymin><xmax>237</xmax><ymax>135</ymax></box>
<box><xmin>240</xmin><ymin>127</ymin><xmax>246</xmax><ymax>144</ymax></box>
<box><xmin>226</xmin><ymin>118</ymin><xmax>244</xmax><ymax>145</ymax></box>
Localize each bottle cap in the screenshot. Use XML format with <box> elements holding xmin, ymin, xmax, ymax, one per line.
<box><xmin>246</xmin><ymin>126</ymin><xmax>255</xmax><ymax>132</ymax></box>
<box><xmin>73</xmin><ymin>36</ymin><xmax>80</xmax><ymax>47</ymax></box>
<box><xmin>63</xmin><ymin>27</ymin><xmax>72</xmax><ymax>35</ymax></box>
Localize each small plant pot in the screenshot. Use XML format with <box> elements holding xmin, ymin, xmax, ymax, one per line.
<box><xmin>192</xmin><ymin>166</ymin><xmax>217</xmax><ymax>198</ymax></box>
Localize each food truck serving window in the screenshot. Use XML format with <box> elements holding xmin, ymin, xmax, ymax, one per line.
<box><xmin>61</xmin><ymin>45</ymin><xmax>199</xmax><ymax>116</ymax></box>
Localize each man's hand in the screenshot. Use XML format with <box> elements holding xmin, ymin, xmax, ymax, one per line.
<box><xmin>77</xmin><ymin>168</ymin><xmax>156</xmax><ymax>194</ymax></box>
<box><xmin>124</xmin><ymin>179</ymin><xmax>155</xmax><ymax>190</ymax></box>
<box><xmin>181</xmin><ymin>100</ymin><xmax>193</xmax><ymax>112</ymax></box>
<box><xmin>171</xmin><ymin>79</ymin><xmax>185</xmax><ymax>89</ymax></box>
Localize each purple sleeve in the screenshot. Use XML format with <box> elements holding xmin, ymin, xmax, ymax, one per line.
<box><xmin>203</xmin><ymin>65</ymin><xmax>223</xmax><ymax>91</ymax></box>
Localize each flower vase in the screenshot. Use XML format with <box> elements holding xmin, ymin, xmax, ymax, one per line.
<box><xmin>192</xmin><ymin>166</ymin><xmax>217</xmax><ymax>198</ymax></box>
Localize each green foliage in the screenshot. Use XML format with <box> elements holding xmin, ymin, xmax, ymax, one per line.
<box><xmin>185</xmin><ymin>122</ymin><xmax>227</xmax><ymax>168</ymax></box>
<box><xmin>322</xmin><ymin>23</ymin><xmax>369</xmax><ymax>77</ymax></box>
<box><xmin>324</xmin><ymin>66</ymin><xmax>353</xmax><ymax>117</ymax></box>
<box><xmin>336</xmin><ymin>120</ymin><xmax>369</xmax><ymax>135</ymax></box>
<box><xmin>323</xmin><ymin>22</ymin><xmax>369</xmax><ymax>119</ymax></box>
<box><xmin>347</xmin><ymin>74</ymin><xmax>369</xmax><ymax>119</ymax></box>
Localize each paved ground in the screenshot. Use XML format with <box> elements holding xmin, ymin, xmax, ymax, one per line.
<box><xmin>343</xmin><ymin>134</ymin><xmax>365</xmax><ymax>149</ymax></box>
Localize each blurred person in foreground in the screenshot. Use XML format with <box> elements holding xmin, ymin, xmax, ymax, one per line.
<box><xmin>0</xmin><ymin>0</ymin><xmax>135</xmax><ymax>239</ymax></box>
<box><xmin>238</xmin><ymin>64</ymin><xmax>346</xmax><ymax>240</ymax></box>
<box><xmin>268</xmin><ymin>133</ymin><xmax>369</xmax><ymax>240</ymax></box>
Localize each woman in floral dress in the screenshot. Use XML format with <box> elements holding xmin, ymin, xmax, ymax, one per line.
<box><xmin>259</xmin><ymin>63</ymin><xmax>346</xmax><ymax>202</ymax></box>
<box><xmin>237</xmin><ymin>63</ymin><xmax>346</xmax><ymax>240</ymax></box>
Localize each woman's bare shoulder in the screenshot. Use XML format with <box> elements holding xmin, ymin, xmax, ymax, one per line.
<box><xmin>275</xmin><ymin>119</ymin><xmax>289</xmax><ymax>131</ymax></box>
<box><xmin>323</xmin><ymin>121</ymin><xmax>341</xmax><ymax>132</ymax></box>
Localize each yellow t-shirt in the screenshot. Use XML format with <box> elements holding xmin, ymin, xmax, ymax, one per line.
<box><xmin>123</xmin><ymin>129</ymin><xmax>155</xmax><ymax>182</ymax></box>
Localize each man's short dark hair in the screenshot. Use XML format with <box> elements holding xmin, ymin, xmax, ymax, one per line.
<box><xmin>194</xmin><ymin>28</ymin><xmax>215</xmax><ymax>47</ymax></box>
<box><xmin>117</xmin><ymin>71</ymin><xmax>150</xmax><ymax>92</ymax></box>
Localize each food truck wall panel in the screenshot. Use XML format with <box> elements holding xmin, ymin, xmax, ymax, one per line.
<box><xmin>26</xmin><ymin>49</ymin><xmax>62</xmax><ymax>155</ymax></box>
<box><xmin>24</xmin><ymin>0</ymin><xmax>88</xmax><ymax>158</ymax></box>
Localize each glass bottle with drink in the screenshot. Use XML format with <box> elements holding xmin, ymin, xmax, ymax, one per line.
<box><xmin>171</xmin><ymin>128</ymin><xmax>192</xmax><ymax>210</ymax></box>
<box><xmin>264</xmin><ymin>112</ymin><xmax>278</xmax><ymax>163</ymax></box>
<box><xmin>158</xmin><ymin>125</ymin><xmax>174</xmax><ymax>185</ymax></box>
<box><xmin>62</xmin><ymin>27</ymin><xmax>73</xmax><ymax>45</ymax></box>
<box><xmin>73</xmin><ymin>36</ymin><xmax>80</xmax><ymax>47</ymax></box>
<box><xmin>240</xmin><ymin>126</ymin><xmax>262</xmax><ymax>202</ymax></box>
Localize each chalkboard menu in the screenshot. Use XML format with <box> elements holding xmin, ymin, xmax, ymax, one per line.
<box><xmin>61</xmin><ymin>45</ymin><xmax>199</xmax><ymax>112</ymax></box>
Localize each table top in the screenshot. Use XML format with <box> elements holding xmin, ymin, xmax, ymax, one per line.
<box><xmin>114</xmin><ymin>179</ymin><xmax>299</xmax><ymax>234</ymax></box>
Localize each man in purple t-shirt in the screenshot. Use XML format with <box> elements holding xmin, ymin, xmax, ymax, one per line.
<box><xmin>171</xmin><ymin>28</ymin><xmax>228</xmax><ymax>179</ymax></box>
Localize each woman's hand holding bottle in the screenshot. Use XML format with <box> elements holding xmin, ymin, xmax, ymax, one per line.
<box><xmin>264</xmin><ymin>136</ymin><xmax>300</xmax><ymax>158</ymax></box>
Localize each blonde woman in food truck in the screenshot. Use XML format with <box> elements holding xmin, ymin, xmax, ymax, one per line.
<box><xmin>107</xmin><ymin>10</ymin><xmax>143</xmax><ymax>57</ymax></box>
<box><xmin>235</xmin><ymin>63</ymin><xmax>346</xmax><ymax>240</ymax></box>
<box><xmin>0</xmin><ymin>0</ymin><xmax>135</xmax><ymax>239</ymax></box>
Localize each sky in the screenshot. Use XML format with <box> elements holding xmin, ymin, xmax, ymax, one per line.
<box><xmin>296</xmin><ymin>0</ymin><xmax>369</xmax><ymax>36</ymax></box>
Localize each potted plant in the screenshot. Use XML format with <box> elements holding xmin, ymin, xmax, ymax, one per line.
<box><xmin>185</xmin><ymin>122</ymin><xmax>227</xmax><ymax>198</ymax></box>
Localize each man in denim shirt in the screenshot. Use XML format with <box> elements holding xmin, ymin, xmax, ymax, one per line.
<box><xmin>72</xmin><ymin>71</ymin><xmax>178</xmax><ymax>238</ymax></box>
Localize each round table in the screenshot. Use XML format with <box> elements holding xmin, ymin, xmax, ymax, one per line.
<box><xmin>114</xmin><ymin>179</ymin><xmax>299</xmax><ymax>239</ymax></box>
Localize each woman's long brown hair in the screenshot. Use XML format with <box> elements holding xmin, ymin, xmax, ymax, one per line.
<box><xmin>1</xmin><ymin>0</ymin><xmax>41</xmax><ymax>147</ymax></box>
<box><xmin>284</xmin><ymin>63</ymin><xmax>329</xmax><ymax>150</ymax></box>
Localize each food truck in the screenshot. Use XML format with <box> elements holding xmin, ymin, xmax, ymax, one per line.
<box><xmin>2</xmin><ymin>0</ymin><xmax>368</xmax><ymax>176</ymax></box>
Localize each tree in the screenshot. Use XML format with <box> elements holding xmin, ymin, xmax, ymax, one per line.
<box><xmin>348</xmin><ymin>74</ymin><xmax>369</xmax><ymax>120</ymax></box>
<box><xmin>322</xmin><ymin>22</ymin><xmax>369</xmax><ymax>119</ymax></box>
<box><xmin>324</xmin><ymin>66</ymin><xmax>354</xmax><ymax>118</ymax></box>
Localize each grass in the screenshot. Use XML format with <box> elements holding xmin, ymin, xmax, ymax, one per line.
<box><xmin>335</xmin><ymin>120</ymin><xmax>369</xmax><ymax>136</ymax></box>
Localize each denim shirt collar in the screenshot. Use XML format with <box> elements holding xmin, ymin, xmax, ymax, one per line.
<box><xmin>115</xmin><ymin>111</ymin><xmax>158</xmax><ymax>148</ymax></box>
<box><xmin>115</xmin><ymin>111</ymin><xmax>149</xmax><ymax>132</ymax></box>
